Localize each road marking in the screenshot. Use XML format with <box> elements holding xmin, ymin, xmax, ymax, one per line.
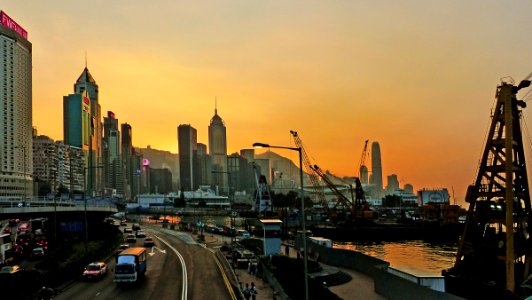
<box><xmin>95</xmin><ymin>292</ymin><xmax>101</xmax><ymax>297</ymax></box>
<box><xmin>213</xmin><ymin>253</ymin><xmax>238</xmax><ymax>300</ymax></box>
<box><xmin>148</xmin><ymin>246</ymin><xmax>167</xmax><ymax>256</ymax></box>
<box><xmin>154</xmin><ymin>235</ymin><xmax>188</xmax><ymax>300</ymax></box>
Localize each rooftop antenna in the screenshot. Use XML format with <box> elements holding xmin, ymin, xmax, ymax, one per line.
<box><xmin>215</xmin><ymin>96</ymin><xmax>218</xmax><ymax>114</ymax></box>
<box><xmin>85</xmin><ymin>51</ymin><xmax>87</xmax><ymax>69</ymax></box>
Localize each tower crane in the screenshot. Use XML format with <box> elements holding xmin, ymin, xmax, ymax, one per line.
<box><xmin>358</xmin><ymin>140</ymin><xmax>369</xmax><ymax>180</ymax></box>
<box><xmin>289</xmin><ymin>130</ymin><xmax>328</xmax><ymax>209</ymax></box>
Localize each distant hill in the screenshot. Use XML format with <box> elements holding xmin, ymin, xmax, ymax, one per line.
<box><xmin>255</xmin><ymin>150</ymin><xmax>304</xmax><ymax>184</ymax></box>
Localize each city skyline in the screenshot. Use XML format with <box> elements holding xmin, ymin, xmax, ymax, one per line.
<box><xmin>4</xmin><ymin>2</ymin><xmax>532</xmax><ymax>204</ymax></box>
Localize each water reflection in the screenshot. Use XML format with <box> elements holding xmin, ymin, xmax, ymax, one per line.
<box><xmin>334</xmin><ymin>240</ymin><xmax>458</xmax><ymax>276</ymax></box>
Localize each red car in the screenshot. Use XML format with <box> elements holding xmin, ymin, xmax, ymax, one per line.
<box><xmin>82</xmin><ymin>262</ymin><xmax>108</xmax><ymax>280</ymax></box>
<box><xmin>2</xmin><ymin>227</ymin><xmax>11</xmax><ymax>234</ymax></box>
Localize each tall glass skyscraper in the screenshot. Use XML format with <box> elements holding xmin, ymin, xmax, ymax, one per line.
<box><xmin>208</xmin><ymin>106</ymin><xmax>227</xmax><ymax>189</ymax></box>
<box><xmin>0</xmin><ymin>12</ymin><xmax>33</xmax><ymax>197</ymax></box>
<box><xmin>370</xmin><ymin>141</ymin><xmax>383</xmax><ymax>197</ymax></box>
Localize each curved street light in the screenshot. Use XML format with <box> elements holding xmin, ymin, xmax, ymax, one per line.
<box><xmin>253</xmin><ymin>141</ymin><xmax>308</xmax><ymax>300</ymax></box>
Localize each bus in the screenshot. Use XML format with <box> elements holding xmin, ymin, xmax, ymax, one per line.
<box><xmin>114</xmin><ymin>247</ymin><xmax>147</xmax><ymax>284</ymax></box>
<box><xmin>0</xmin><ymin>233</ymin><xmax>14</xmax><ymax>265</ymax></box>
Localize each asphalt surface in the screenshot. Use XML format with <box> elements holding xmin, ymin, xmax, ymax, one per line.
<box><xmin>54</xmin><ymin>224</ymin><xmax>233</xmax><ymax>300</ymax></box>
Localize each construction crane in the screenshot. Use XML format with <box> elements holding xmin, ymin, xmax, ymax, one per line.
<box><xmin>290</xmin><ymin>130</ymin><xmax>328</xmax><ymax>209</ymax></box>
<box><xmin>357</xmin><ymin>140</ymin><xmax>369</xmax><ymax>180</ymax></box>
<box><xmin>443</xmin><ymin>77</ymin><xmax>532</xmax><ymax>299</ymax></box>
<box><xmin>311</xmin><ymin>165</ymin><xmax>377</xmax><ymax>224</ymax></box>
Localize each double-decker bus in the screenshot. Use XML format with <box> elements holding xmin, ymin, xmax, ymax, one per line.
<box><xmin>114</xmin><ymin>247</ymin><xmax>147</xmax><ymax>284</ymax></box>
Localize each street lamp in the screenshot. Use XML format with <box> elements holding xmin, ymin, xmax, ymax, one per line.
<box><xmin>212</xmin><ymin>169</ymin><xmax>234</xmax><ymax>246</ymax></box>
<box><xmin>253</xmin><ymin>142</ymin><xmax>309</xmax><ymax>300</ymax></box>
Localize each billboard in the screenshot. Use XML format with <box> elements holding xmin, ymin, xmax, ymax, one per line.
<box><xmin>0</xmin><ymin>11</ymin><xmax>28</xmax><ymax>40</ymax></box>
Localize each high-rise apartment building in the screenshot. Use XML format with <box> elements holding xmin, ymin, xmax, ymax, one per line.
<box><xmin>370</xmin><ymin>141</ymin><xmax>383</xmax><ymax>198</ymax></box>
<box><xmin>178</xmin><ymin>124</ymin><xmax>197</xmax><ymax>191</ymax></box>
<box><xmin>208</xmin><ymin>106</ymin><xmax>227</xmax><ymax>189</ymax></box>
<box><xmin>0</xmin><ymin>12</ymin><xmax>33</xmax><ymax>197</ymax></box>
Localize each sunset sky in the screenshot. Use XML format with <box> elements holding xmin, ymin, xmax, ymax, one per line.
<box><xmin>4</xmin><ymin>1</ymin><xmax>532</xmax><ymax>205</ymax></box>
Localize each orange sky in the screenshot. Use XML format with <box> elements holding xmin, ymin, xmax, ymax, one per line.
<box><xmin>4</xmin><ymin>1</ymin><xmax>532</xmax><ymax>205</ymax></box>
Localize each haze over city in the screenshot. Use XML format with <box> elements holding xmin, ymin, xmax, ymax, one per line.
<box><xmin>5</xmin><ymin>1</ymin><xmax>532</xmax><ymax>204</ymax></box>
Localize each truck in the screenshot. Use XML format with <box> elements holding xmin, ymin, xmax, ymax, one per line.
<box><xmin>114</xmin><ymin>247</ymin><xmax>147</xmax><ymax>284</ymax></box>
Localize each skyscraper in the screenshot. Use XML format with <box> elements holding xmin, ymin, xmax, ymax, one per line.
<box><xmin>0</xmin><ymin>12</ymin><xmax>33</xmax><ymax>197</ymax></box>
<box><xmin>121</xmin><ymin>123</ymin><xmax>133</xmax><ymax>200</ymax></box>
<box><xmin>370</xmin><ymin>141</ymin><xmax>383</xmax><ymax>197</ymax></box>
<box><xmin>208</xmin><ymin>104</ymin><xmax>227</xmax><ymax>189</ymax></box>
<box><xmin>178</xmin><ymin>124</ymin><xmax>197</xmax><ymax>191</ymax></box>
<box><xmin>69</xmin><ymin>66</ymin><xmax>103</xmax><ymax>196</ymax></box>
<box><xmin>103</xmin><ymin>111</ymin><xmax>122</xmax><ymax>196</ymax></box>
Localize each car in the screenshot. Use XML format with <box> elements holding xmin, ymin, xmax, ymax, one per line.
<box><xmin>143</xmin><ymin>237</ymin><xmax>155</xmax><ymax>247</ymax></box>
<box><xmin>132</xmin><ymin>224</ymin><xmax>141</xmax><ymax>231</ymax></box>
<box><xmin>124</xmin><ymin>227</ymin><xmax>133</xmax><ymax>233</ymax></box>
<box><xmin>115</xmin><ymin>244</ymin><xmax>130</xmax><ymax>256</ymax></box>
<box><xmin>3</xmin><ymin>227</ymin><xmax>11</xmax><ymax>234</ymax></box>
<box><xmin>120</xmin><ymin>220</ymin><xmax>127</xmax><ymax>226</ymax></box>
<box><xmin>126</xmin><ymin>234</ymin><xmax>136</xmax><ymax>243</ymax></box>
<box><xmin>135</xmin><ymin>230</ymin><xmax>146</xmax><ymax>238</ymax></box>
<box><xmin>82</xmin><ymin>262</ymin><xmax>108</xmax><ymax>280</ymax></box>
<box><xmin>0</xmin><ymin>265</ymin><xmax>23</xmax><ymax>274</ymax></box>
<box><xmin>30</xmin><ymin>247</ymin><xmax>45</xmax><ymax>259</ymax></box>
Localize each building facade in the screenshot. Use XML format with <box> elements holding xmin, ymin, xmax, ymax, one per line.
<box><xmin>370</xmin><ymin>141</ymin><xmax>383</xmax><ymax>198</ymax></box>
<box><xmin>0</xmin><ymin>12</ymin><xmax>33</xmax><ymax>198</ymax></box>
<box><xmin>103</xmin><ymin>111</ymin><xmax>123</xmax><ymax>197</ymax></box>
<box><xmin>178</xmin><ymin>124</ymin><xmax>197</xmax><ymax>191</ymax></box>
<box><xmin>208</xmin><ymin>107</ymin><xmax>227</xmax><ymax>189</ymax></box>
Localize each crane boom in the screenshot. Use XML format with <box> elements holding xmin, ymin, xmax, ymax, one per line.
<box><xmin>290</xmin><ymin>130</ymin><xmax>327</xmax><ymax>208</ymax></box>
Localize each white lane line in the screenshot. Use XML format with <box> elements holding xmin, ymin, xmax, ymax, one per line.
<box><xmin>154</xmin><ymin>235</ymin><xmax>188</xmax><ymax>300</ymax></box>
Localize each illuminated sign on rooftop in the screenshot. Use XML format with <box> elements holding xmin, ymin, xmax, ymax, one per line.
<box><xmin>0</xmin><ymin>11</ymin><xmax>28</xmax><ymax>40</ymax></box>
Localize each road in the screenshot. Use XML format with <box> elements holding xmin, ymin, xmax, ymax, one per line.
<box><xmin>55</xmin><ymin>224</ymin><xmax>234</xmax><ymax>300</ymax></box>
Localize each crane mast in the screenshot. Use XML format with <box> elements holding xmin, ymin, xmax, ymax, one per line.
<box><xmin>444</xmin><ymin>78</ymin><xmax>532</xmax><ymax>299</ymax></box>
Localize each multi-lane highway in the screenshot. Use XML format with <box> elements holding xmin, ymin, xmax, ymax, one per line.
<box><xmin>55</xmin><ymin>224</ymin><xmax>234</xmax><ymax>300</ymax></box>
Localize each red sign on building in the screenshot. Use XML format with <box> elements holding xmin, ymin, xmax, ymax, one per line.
<box><xmin>0</xmin><ymin>11</ymin><xmax>28</xmax><ymax>40</ymax></box>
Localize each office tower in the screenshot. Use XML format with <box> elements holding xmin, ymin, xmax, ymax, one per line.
<box><xmin>0</xmin><ymin>12</ymin><xmax>33</xmax><ymax>197</ymax></box>
<box><xmin>404</xmin><ymin>183</ymin><xmax>414</xmax><ymax>194</ymax></box>
<box><xmin>370</xmin><ymin>142</ymin><xmax>383</xmax><ymax>197</ymax></box>
<box><xmin>121</xmin><ymin>123</ymin><xmax>133</xmax><ymax>200</ymax></box>
<box><xmin>103</xmin><ymin>111</ymin><xmax>122</xmax><ymax>197</ymax></box>
<box><xmin>74</xmin><ymin>66</ymin><xmax>103</xmax><ymax>196</ymax></box>
<box><xmin>195</xmin><ymin>143</ymin><xmax>211</xmax><ymax>187</ymax></box>
<box><xmin>178</xmin><ymin>124</ymin><xmax>197</xmax><ymax>191</ymax></box>
<box><xmin>208</xmin><ymin>105</ymin><xmax>227</xmax><ymax>189</ymax></box>
<box><xmin>386</xmin><ymin>174</ymin><xmax>399</xmax><ymax>194</ymax></box>
<box><xmin>149</xmin><ymin>168</ymin><xmax>172</xmax><ymax>194</ymax></box>
<box><xmin>33</xmin><ymin>135</ymin><xmax>57</xmax><ymax>194</ymax></box>
<box><xmin>360</xmin><ymin>165</ymin><xmax>369</xmax><ymax>185</ymax></box>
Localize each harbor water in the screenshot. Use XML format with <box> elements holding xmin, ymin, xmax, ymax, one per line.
<box><xmin>334</xmin><ymin>240</ymin><xmax>458</xmax><ymax>277</ymax></box>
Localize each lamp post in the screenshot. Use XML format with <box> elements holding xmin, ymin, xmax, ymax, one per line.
<box><xmin>253</xmin><ymin>142</ymin><xmax>308</xmax><ymax>300</ymax></box>
<box><xmin>212</xmin><ymin>169</ymin><xmax>234</xmax><ymax>246</ymax></box>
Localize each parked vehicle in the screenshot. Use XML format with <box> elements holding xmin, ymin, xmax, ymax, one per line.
<box><xmin>114</xmin><ymin>247</ymin><xmax>147</xmax><ymax>284</ymax></box>
<box><xmin>82</xmin><ymin>262</ymin><xmax>108</xmax><ymax>280</ymax></box>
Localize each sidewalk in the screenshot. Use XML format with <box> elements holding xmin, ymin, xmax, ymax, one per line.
<box><xmin>193</xmin><ymin>232</ymin><xmax>279</xmax><ymax>299</ymax></box>
<box><xmin>283</xmin><ymin>243</ymin><xmax>387</xmax><ymax>300</ymax></box>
